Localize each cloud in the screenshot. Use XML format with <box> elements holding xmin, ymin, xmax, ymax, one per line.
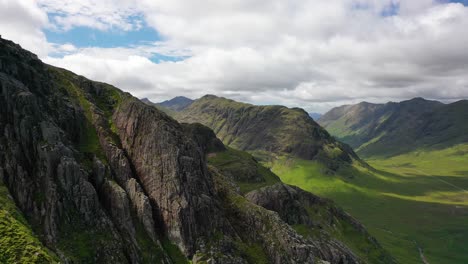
<box><xmin>4</xmin><ymin>0</ymin><xmax>468</xmax><ymax>113</ymax></box>
<box><xmin>38</xmin><ymin>0</ymin><xmax>143</xmax><ymax>31</ymax></box>
<box><xmin>0</xmin><ymin>0</ymin><xmax>50</xmax><ymax>57</ymax></box>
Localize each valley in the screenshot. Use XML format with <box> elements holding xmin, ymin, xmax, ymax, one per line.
<box><xmin>265</xmin><ymin>144</ymin><xmax>468</xmax><ymax>264</ymax></box>
<box><xmin>0</xmin><ymin>36</ymin><xmax>394</xmax><ymax>264</ymax></box>
<box><xmin>168</xmin><ymin>94</ymin><xmax>468</xmax><ymax>264</ymax></box>
<box><xmin>2</xmin><ymin>1</ymin><xmax>468</xmax><ymax>263</ymax></box>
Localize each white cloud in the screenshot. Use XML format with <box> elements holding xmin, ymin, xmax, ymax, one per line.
<box><xmin>0</xmin><ymin>0</ymin><xmax>50</xmax><ymax>57</ymax></box>
<box><xmin>3</xmin><ymin>0</ymin><xmax>468</xmax><ymax>113</ymax></box>
<box><xmin>38</xmin><ymin>0</ymin><xmax>142</xmax><ymax>31</ymax></box>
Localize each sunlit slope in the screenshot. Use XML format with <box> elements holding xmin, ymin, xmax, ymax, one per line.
<box><xmin>265</xmin><ymin>151</ymin><xmax>468</xmax><ymax>264</ymax></box>
<box><xmin>318</xmin><ymin>98</ymin><xmax>468</xmax><ymax>158</ymax></box>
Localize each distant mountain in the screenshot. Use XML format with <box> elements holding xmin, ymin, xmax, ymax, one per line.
<box><xmin>157</xmin><ymin>96</ymin><xmax>194</xmax><ymax>111</ymax></box>
<box><xmin>309</xmin><ymin>112</ymin><xmax>322</xmax><ymax>120</ymax></box>
<box><xmin>318</xmin><ymin>98</ymin><xmax>468</xmax><ymax>157</ymax></box>
<box><xmin>175</xmin><ymin>95</ymin><xmax>361</xmax><ymax>170</ymax></box>
<box><xmin>140</xmin><ymin>97</ymin><xmax>176</xmax><ymax>116</ymax></box>
<box><xmin>0</xmin><ymin>36</ymin><xmax>394</xmax><ymax>263</ymax></box>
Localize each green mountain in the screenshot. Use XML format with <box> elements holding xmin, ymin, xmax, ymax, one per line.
<box><xmin>176</xmin><ymin>95</ymin><xmax>361</xmax><ymax>171</ymax></box>
<box><xmin>318</xmin><ymin>98</ymin><xmax>468</xmax><ymax>157</ymax></box>
<box><xmin>173</xmin><ymin>94</ymin><xmax>468</xmax><ymax>264</ymax></box>
<box><xmin>156</xmin><ymin>96</ymin><xmax>194</xmax><ymax>111</ymax></box>
<box><xmin>0</xmin><ymin>37</ymin><xmax>393</xmax><ymax>263</ymax></box>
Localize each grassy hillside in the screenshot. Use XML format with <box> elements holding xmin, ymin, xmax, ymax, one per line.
<box><xmin>0</xmin><ymin>184</ymin><xmax>59</xmax><ymax>263</ymax></box>
<box><xmin>176</xmin><ymin>95</ymin><xmax>360</xmax><ymax>170</ymax></box>
<box><xmin>207</xmin><ymin>147</ymin><xmax>394</xmax><ymax>263</ymax></box>
<box><xmin>266</xmin><ymin>146</ymin><xmax>468</xmax><ymax>264</ymax></box>
<box><xmin>318</xmin><ymin>98</ymin><xmax>468</xmax><ymax>158</ymax></box>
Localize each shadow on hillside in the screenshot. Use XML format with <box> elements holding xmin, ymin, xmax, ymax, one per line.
<box><xmin>340</xmin><ymin>166</ymin><xmax>468</xmax><ymax>198</ymax></box>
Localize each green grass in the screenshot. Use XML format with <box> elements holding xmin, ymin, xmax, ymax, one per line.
<box><xmin>207</xmin><ymin>148</ymin><xmax>281</xmax><ymax>193</ymax></box>
<box><xmin>235</xmin><ymin>241</ymin><xmax>269</xmax><ymax>264</ymax></box>
<box><xmin>161</xmin><ymin>238</ymin><xmax>189</xmax><ymax>264</ymax></box>
<box><xmin>265</xmin><ymin>148</ymin><xmax>468</xmax><ymax>264</ymax></box>
<box><xmin>0</xmin><ymin>184</ymin><xmax>58</xmax><ymax>263</ymax></box>
<box><xmin>134</xmin><ymin>219</ymin><xmax>167</xmax><ymax>264</ymax></box>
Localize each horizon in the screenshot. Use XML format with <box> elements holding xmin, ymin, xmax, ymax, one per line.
<box><xmin>146</xmin><ymin>94</ymin><xmax>467</xmax><ymax>114</ymax></box>
<box><xmin>1</xmin><ymin>0</ymin><xmax>468</xmax><ymax>112</ymax></box>
<box><xmin>2</xmin><ymin>9</ymin><xmax>468</xmax><ymax>263</ymax></box>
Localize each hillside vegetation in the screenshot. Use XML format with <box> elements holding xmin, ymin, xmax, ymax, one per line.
<box><xmin>318</xmin><ymin>98</ymin><xmax>468</xmax><ymax>158</ymax></box>
<box><xmin>172</xmin><ymin>94</ymin><xmax>468</xmax><ymax>264</ymax></box>
<box><xmin>267</xmin><ymin>146</ymin><xmax>468</xmax><ymax>264</ymax></box>
<box><xmin>0</xmin><ymin>36</ymin><xmax>393</xmax><ymax>263</ymax></box>
<box><xmin>176</xmin><ymin>95</ymin><xmax>360</xmax><ymax>170</ymax></box>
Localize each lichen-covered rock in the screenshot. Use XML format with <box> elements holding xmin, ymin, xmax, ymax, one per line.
<box><xmin>246</xmin><ymin>183</ymin><xmax>395</xmax><ymax>264</ymax></box>
<box><xmin>125</xmin><ymin>178</ymin><xmax>158</xmax><ymax>242</ymax></box>
<box><xmin>112</xmin><ymin>98</ymin><xmax>233</xmax><ymax>256</ymax></box>
<box><xmin>0</xmin><ymin>36</ymin><xmax>394</xmax><ymax>264</ymax></box>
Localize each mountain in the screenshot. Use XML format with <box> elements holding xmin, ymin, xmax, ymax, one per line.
<box><xmin>0</xmin><ymin>37</ymin><xmax>393</xmax><ymax>263</ymax></box>
<box><xmin>157</xmin><ymin>96</ymin><xmax>194</xmax><ymax>111</ymax></box>
<box><xmin>318</xmin><ymin>98</ymin><xmax>468</xmax><ymax>157</ymax></box>
<box><xmin>141</xmin><ymin>97</ymin><xmax>177</xmax><ymax>116</ymax></box>
<box><xmin>175</xmin><ymin>95</ymin><xmax>360</xmax><ymax>171</ymax></box>
<box><xmin>309</xmin><ymin>112</ymin><xmax>322</xmax><ymax>120</ymax></box>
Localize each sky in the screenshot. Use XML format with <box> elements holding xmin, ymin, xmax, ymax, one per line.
<box><xmin>1</xmin><ymin>0</ymin><xmax>467</xmax><ymax>113</ymax></box>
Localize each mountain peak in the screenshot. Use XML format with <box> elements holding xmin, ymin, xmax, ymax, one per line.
<box><xmin>157</xmin><ymin>96</ymin><xmax>194</xmax><ymax>111</ymax></box>
<box><xmin>319</xmin><ymin>97</ymin><xmax>467</xmax><ymax>157</ymax></box>
<box><xmin>200</xmin><ymin>94</ymin><xmax>220</xmax><ymax>100</ymax></box>
<box><xmin>140</xmin><ymin>97</ymin><xmax>153</xmax><ymax>104</ymax></box>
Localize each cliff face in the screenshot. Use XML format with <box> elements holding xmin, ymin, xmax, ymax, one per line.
<box><xmin>245</xmin><ymin>184</ymin><xmax>395</xmax><ymax>264</ymax></box>
<box><xmin>0</xmin><ymin>37</ymin><xmax>393</xmax><ymax>264</ymax></box>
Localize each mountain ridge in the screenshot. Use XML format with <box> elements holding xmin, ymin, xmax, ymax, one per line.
<box><xmin>0</xmin><ymin>36</ymin><xmax>393</xmax><ymax>263</ymax></box>
<box><xmin>318</xmin><ymin>97</ymin><xmax>468</xmax><ymax>157</ymax></box>
<box><xmin>174</xmin><ymin>94</ymin><xmax>361</xmax><ymax>171</ymax></box>
<box><xmin>156</xmin><ymin>96</ymin><xmax>194</xmax><ymax>111</ymax></box>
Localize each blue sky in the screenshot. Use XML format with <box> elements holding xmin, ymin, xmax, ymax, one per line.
<box><xmin>1</xmin><ymin>0</ymin><xmax>467</xmax><ymax>112</ymax></box>
<box><xmin>40</xmin><ymin>0</ymin><xmax>468</xmax><ymax>57</ymax></box>
<box><xmin>45</xmin><ymin>23</ymin><xmax>161</xmax><ymax>48</ymax></box>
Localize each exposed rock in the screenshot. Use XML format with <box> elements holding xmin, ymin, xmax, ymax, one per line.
<box><xmin>112</xmin><ymin>98</ymin><xmax>231</xmax><ymax>256</ymax></box>
<box><xmin>246</xmin><ymin>183</ymin><xmax>395</xmax><ymax>264</ymax></box>
<box><xmin>125</xmin><ymin>178</ymin><xmax>158</xmax><ymax>243</ymax></box>
<box><xmin>0</xmin><ymin>36</ymin><xmax>394</xmax><ymax>264</ymax></box>
<box><xmin>182</xmin><ymin>122</ymin><xmax>226</xmax><ymax>154</ymax></box>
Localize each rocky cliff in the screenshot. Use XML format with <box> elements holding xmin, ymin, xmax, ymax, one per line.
<box><xmin>0</xmin><ymin>37</ymin><xmax>393</xmax><ymax>263</ymax></box>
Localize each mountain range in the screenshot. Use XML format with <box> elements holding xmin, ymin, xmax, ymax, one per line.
<box><xmin>0</xmin><ymin>37</ymin><xmax>394</xmax><ymax>263</ymax></box>
<box><xmin>318</xmin><ymin>98</ymin><xmax>468</xmax><ymax>157</ymax></box>
<box><xmin>152</xmin><ymin>95</ymin><xmax>468</xmax><ymax>264</ymax></box>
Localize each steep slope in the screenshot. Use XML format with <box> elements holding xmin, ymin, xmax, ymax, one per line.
<box><xmin>176</xmin><ymin>95</ymin><xmax>360</xmax><ymax>170</ymax></box>
<box><xmin>188</xmin><ymin>124</ymin><xmax>395</xmax><ymax>264</ymax></box>
<box><xmin>318</xmin><ymin>98</ymin><xmax>468</xmax><ymax>157</ymax></box>
<box><xmin>0</xmin><ymin>36</ymin><xmax>392</xmax><ymax>263</ymax></box>
<box><xmin>0</xmin><ymin>184</ymin><xmax>59</xmax><ymax>263</ymax></box>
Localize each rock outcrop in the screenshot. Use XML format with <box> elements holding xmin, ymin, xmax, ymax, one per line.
<box><xmin>0</xmin><ymin>36</ymin><xmax>393</xmax><ymax>264</ymax></box>
<box><xmin>246</xmin><ymin>183</ymin><xmax>395</xmax><ymax>264</ymax></box>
